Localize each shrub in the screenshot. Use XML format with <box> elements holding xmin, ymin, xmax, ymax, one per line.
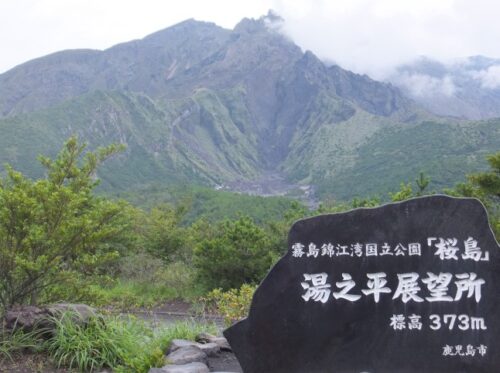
<box><xmin>194</xmin><ymin>217</ymin><xmax>274</xmax><ymax>290</ymax></box>
<box><xmin>118</xmin><ymin>251</ymin><xmax>166</xmax><ymax>283</ymax></box>
<box><xmin>85</xmin><ymin>281</ymin><xmax>177</xmax><ymax>310</ymax></box>
<box><xmin>204</xmin><ymin>284</ymin><xmax>256</xmax><ymax>326</ymax></box>
<box><xmin>143</xmin><ymin>204</ymin><xmax>191</xmax><ymax>263</ymax></box>
<box><xmin>0</xmin><ymin>137</ymin><xmax>132</xmax><ymax>311</ymax></box>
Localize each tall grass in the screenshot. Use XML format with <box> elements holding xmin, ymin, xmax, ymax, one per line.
<box><xmin>152</xmin><ymin>320</ymin><xmax>218</xmax><ymax>349</ymax></box>
<box><xmin>90</xmin><ymin>281</ymin><xmax>179</xmax><ymax>309</ymax></box>
<box><xmin>0</xmin><ymin>328</ymin><xmax>43</xmax><ymax>362</ymax></box>
<box><xmin>86</xmin><ymin>260</ymin><xmax>202</xmax><ymax>310</ymax></box>
<box><xmin>44</xmin><ymin>313</ymin><xmax>217</xmax><ymax>372</ymax></box>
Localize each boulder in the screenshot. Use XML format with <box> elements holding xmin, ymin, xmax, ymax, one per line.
<box><xmin>4</xmin><ymin>303</ymin><xmax>96</xmax><ymax>334</ymax></box>
<box><xmin>195</xmin><ymin>333</ymin><xmax>232</xmax><ymax>352</ymax></box>
<box><xmin>4</xmin><ymin>306</ymin><xmax>50</xmax><ymax>333</ymax></box>
<box><xmin>166</xmin><ymin>345</ymin><xmax>207</xmax><ymax>365</ymax></box>
<box><xmin>169</xmin><ymin>339</ymin><xmax>219</xmax><ymax>356</ymax></box>
<box><xmin>47</xmin><ymin>303</ymin><xmax>96</xmax><ymax>321</ymax></box>
<box><xmin>149</xmin><ymin>362</ymin><xmax>210</xmax><ymax>373</ymax></box>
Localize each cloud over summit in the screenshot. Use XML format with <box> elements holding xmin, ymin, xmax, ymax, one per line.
<box><xmin>273</xmin><ymin>0</ymin><xmax>500</xmax><ymax>78</ymax></box>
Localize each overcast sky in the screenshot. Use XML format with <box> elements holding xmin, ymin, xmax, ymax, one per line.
<box><xmin>2</xmin><ymin>0</ymin><xmax>500</xmax><ymax>77</ymax></box>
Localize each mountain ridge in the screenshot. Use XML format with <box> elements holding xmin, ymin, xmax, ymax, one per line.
<box><xmin>0</xmin><ymin>14</ymin><xmax>497</xmax><ymax>201</ymax></box>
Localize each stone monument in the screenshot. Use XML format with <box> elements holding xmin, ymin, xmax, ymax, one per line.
<box><xmin>224</xmin><ymin>196</ymin><xmax>500</xmax><ymax>373</ymax></box>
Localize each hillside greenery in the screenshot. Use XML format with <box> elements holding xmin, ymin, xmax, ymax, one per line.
<box><xmin>115</xmin><ymin>184</ymin><xmax>296</xmax><ymax>225</ymax></box>
<box><xmin>0</xmin><ymin>16</ymin><xmax>497</xmax><ymax>202</ymax></box>
<box><xmin>1</xmin><ymin>90</ymin><xmax>498</xmax><ymax>202</ymax></box>
<box><xmin>0</xmin><ymin>138</ymin><xmax>497</xmax><ymax>371</ymax></box>
<box><xmin>285</xmin><ymin>116</ymin><xmax>500</xmax><ymax>200</ymax></box>
<box><xmin>0</xmin><ymin>138</ymin><xmax>497</xmax><ymax>311</ymax></box>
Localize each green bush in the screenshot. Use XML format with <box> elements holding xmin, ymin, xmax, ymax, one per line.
<box><xmin>194</xmin><ymin>216</ymin><xmax>274</xmax><ymax>290</ymax></box>
<box><xmin>203</xmin><ymin>284</ymin><xmax>256</xmax><ymax>327</ymax></box>
<box><xmin>118</xmin><ymin>251</ymin><xmax>166</xmax><ymax>283</ymax></box>
<box><xmin>0</xmin><ymin>137</ymin><xmax>132</xmax><ymax>311</ymax></box>
<box><xmin>118</xmin><ymin>253</ymin><xmax>195</xmax><ymax>293</ymax></box>
<box><xmin>89</xmin><ymin>281</ymin><xmax>178</xmax><ymax>310</ymax></box>
<box><xmin>143</xmin><ymin>204</ymin><xmax>191</xmax><ymax>263</ymax></box>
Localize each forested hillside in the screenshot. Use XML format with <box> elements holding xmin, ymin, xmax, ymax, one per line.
<box><xmin>0</xmin><ymin>14</ymin><xmax>497</xmax><ymax>200</ymax></box>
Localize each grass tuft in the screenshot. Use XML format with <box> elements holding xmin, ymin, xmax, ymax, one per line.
<box><xmin>0</xmin><ymin>328</ymin><xmax>43</xmax><ymax>363</ymax></box>
<box><xmin>44</xmin><ymin>312</ymin><xmax>217</xmax><ymax>372</ymax></box>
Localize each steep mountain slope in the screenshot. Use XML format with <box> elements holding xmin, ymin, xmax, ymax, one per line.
<box><xmin>285</xmin><ymin>115</ymin><xmax>499</xmax><ymax>198</ymax></box>
<box><xmin>0</xmin><ymin>14</ymin><xmax>495</xmax><ymax>200</ymax></box>
<box><xmin>388</xmin><ymin>56</ymin><xmax>500</xmax><ymax>119</ymax></box>
<box><xmin>0</xmin><ymin>91</ymin><xmax>179</xmax><ymax>189</ymax></box>
<box><xmin>0</xmin><ymin>88</ymin><xmax>264</xmax><ymax>189</ymax></box>
<box><xmin>0</xmin><ymin>19</ymin><xmax>230</xmax><ymax>117</ymax></box>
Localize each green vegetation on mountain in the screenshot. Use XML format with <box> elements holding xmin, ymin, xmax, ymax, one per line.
<box><xmin>0</xmin><ymin>13</ymin><xmax>497</xmax><ymax>201</ymax></box>
<box><xmin>291</xmin><ymin>118</ymin><xmax>500</xmax><ymax>199</ymax></box>
<box><xmin>1</xmin><ymin>85</ymin><xmax>496</xmax><ymax>200</ymax></box>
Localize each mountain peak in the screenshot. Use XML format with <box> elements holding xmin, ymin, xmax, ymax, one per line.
<box><xmin>0</xmin><ymin>18</ymin><xmax>494</xmax><ymax>202</ymax></box>
<box><xmin>143</xmin><ymin>18</ymin><xmax>226</xmax><ymax>44</ymax></box>
<box><xmin>233</xmin><ymin>10</ymin><xmax>284</xmax><ymax>34</ymax></box>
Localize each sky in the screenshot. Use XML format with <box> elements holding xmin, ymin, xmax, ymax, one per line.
<box><xmin>2</xmin><ymin>0</ymin><xmax>500</xmax><ymax>78</ymax></box>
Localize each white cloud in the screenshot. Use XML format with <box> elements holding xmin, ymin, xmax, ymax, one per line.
<box><xmin>3</xmin><ymin>0</ymin><xmax>500</xmax><ymax>77</ymax></box>
<box><xmin>470</xmin><ymin>65</ymin><xmax>500</xmax><ymax>89</ymax></box>
<box><xmin>0</xmin><ymin>0</ymin><xmax>271</xmax><ymax>73</ymax></box>
<box><xmin>391</xmin><ymin>72</ymin><xmax>457</xmax><ymax>97</ymax></box>
<box><xmin>272</xmin><ymin>0</ymin><xmax>500</xmax><ymax>78</ymax></box>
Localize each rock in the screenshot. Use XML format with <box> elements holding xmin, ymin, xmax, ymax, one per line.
<box><xmin>4</xmin><ymin>303</ymin><xmax>96</xmax><ymax>334</ymax></box>
<box><xmin>4</xmin><ymin>306</ymin><xmax>50</xmax><ymax>333</ymax></box>
<box><xmin>195</xmin><ymin>333</ymin><xmax>232</xmax><ymax>351</ymax></box>
<box><xmin>166</xmin><ymin>345</ymin><xmax>207</xmax><ymax>365</ymax></box>
<box><xmin>46</xmin><ymin>303</ymin><xmax>96</xmax><ymax>321</ymax></box>
<box><xmin>224</xmin><ymin>196</ymin><xmax>500</xmax><ymax>373</ymax></box>
<box><xmin>194</xmin><ymin>342</ymin><xmax>219</xmax><ymax>357</ymax></box>
<box><xmin>149</xmin><ymin>362</ymin><xmax>210</xmax><ymax>373</ymax></box>
<box><xmin>169</xmin><ymin>339</ymin><xmax>219</xmax><ymax>357</ymax></box>
<box><xmin>206</xmin><ymin>350</ymin><xmax>243</xmax><ymax>373</ymax></box>
<box><xmin>195</xmin><ymin>332</ymin><xmax>213</xmax><ymax>343</ymax></box>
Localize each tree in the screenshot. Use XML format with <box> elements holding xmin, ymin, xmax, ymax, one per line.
<box><xmin>194</xmin><ymin>216</ymin><xmax>274</xmax><ymax>290</ymax></box>
<box><xmin>415</xmin><ymin>172</ymin><xmax>430</xmax><ymax>196</ymax></box>
<box><xmin>389</xmin><ymin>182</ymin><xmax>414</xmax><ymax>202</ymax></box>
<box><xmin>446</xmin><ymin>152</ymin><xmax>500</xmax><ymax>241</ymax></box>
<box><xmin>469</xmin><ymin>152</ymin><xmax>500</xmax><ymax>198</ymax></box>
<box><xmin>468</xmin><ymin>152</ymin><xmax>500</xmax><ymax>239</ymax></box>
<box><xmin>144</xmin><ymin>203</ymin><xmax>189</xmax><ymax>263</ymax></box>
<box><xmin>0</xmin><ymin>138</ymin><xmax>131</xmax><ymax>310</ymax></box>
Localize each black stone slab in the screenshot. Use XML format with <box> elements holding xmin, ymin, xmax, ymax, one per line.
<box><xmin>224</xmin><ymin>196</ymin><xmax>500</xmax><ymax>373</ymax></box>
